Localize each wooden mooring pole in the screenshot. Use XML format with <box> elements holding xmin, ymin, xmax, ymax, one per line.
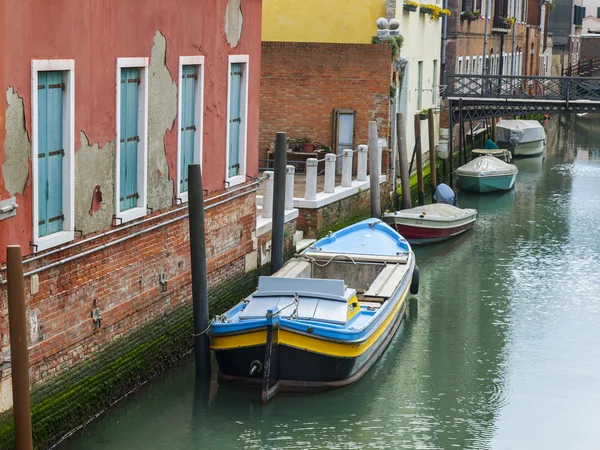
<box><xmin>427</xmin><ymin>109</ymin><xmax>437</xmax><ymax>199</ymax></box>
<box><xmin>6</xmin><ymin>246</ymin><xmax>33</xmax><ymax>450</ymax></box>
<box><xmin>188</xmin><ymin>165</ymin><xmax>211</xmax><ymax>380</ymax></box>
<box><xmin>397</xmin><ymin>113</ymin><xmax>412</xmax><ymax>210</ymax></box>
<box><xmin>271</xmin><ymin>132</ymin><xmax>287</xmax><ymax>274</ymax></box>
<box><xmin>413</xmin><ymin>115</ymin><xmax>425</xmax><ymax>206</ymax></box>
<box><xmin>368</xmin><ymin>121</ymin><xmax>381</xmax><ymax>217</ymax></box>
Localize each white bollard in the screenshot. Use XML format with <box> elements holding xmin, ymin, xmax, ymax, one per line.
<box><xmin>342</xmin><ymin>149</ymin><xmax>353</xmax><ymax>187</ymax></box>
<box><xmin>324</xmin><ymin>154</ymin><xmax>336</xmax><ymax>194</ymax></box>
<box><xmin>357</xmin><ymin>145</ymin><xmax>368</xmax><ymax>181</ymax></box>
<box><xmin>304</xmin><ymin>158</ymin><xmax>318</xmax><ymax>201</ymax></box>
<box><xmin>262</xmin><ymin>171</ymin><xmax>274</xmax><ymax>219</ymax></box>
<box><xmin>285</xmin><ymin>165</ymin><xmax>295</xmax><ymax>210</ymax></box>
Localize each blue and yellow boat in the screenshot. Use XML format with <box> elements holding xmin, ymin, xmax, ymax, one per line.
<box><xmin>209</xmin><ymin>218</ymin><xmax>419</xmax><ymax>401</ymax></box>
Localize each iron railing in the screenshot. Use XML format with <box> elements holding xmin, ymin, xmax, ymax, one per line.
<box><xmin>444</xmin><ymin>74</ymin><xmax>600</xmax><ymax>102</ymax></box>
<box><xmin>563</xmin><ymin>56</ymin><xmax>600</xmax><ymax>77</ymax></box>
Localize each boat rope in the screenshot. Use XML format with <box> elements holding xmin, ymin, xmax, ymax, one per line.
<box><xmin>298</xmin><ymin>254</ymin><xmax>357</xmax><ymax>267</ymax></box>
<box><xmin>192</xmin><ymin>318</ymin><xmax>214</xmax><ymax>337</ymax></box>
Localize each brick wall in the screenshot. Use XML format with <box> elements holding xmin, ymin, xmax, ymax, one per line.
<box><xmin>0</xmin><ymin>186</ymin><xmax>257</xmax><ymax>389</ymax></box>
<box><xmin>259</xmin><ymin>42</ymin><xmax>392</xmax><ymax>164</ymax></box>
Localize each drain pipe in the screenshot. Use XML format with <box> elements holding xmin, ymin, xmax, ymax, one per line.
<box><xmin>510</xmin><ymin>0</ymin><xmax>518</xmax><ymax>76</ymax></box>
<box><xmin>0</xmin><ymin>187</ymin><xmax>259</xmax><ymax>286</ymax></box>
<box><xmin>0</xmin><ymin>180</ymin><xmax>259</xmax><ymax>274</ymax></box>
<box><xmin>441</xmin><ymin>0</ymin><xmax>448</xmax><ymax>77</ymax></box>
<box><xmin>483</xmin><ymin>0</ymin><xmax>491</xmax><ymax>73</ymax></box>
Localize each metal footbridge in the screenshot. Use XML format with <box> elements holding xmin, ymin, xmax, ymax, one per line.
<box><xmin>443</xmin><ymin>74</ymin><xmax>600</xmax><ymax>122</ymax></box>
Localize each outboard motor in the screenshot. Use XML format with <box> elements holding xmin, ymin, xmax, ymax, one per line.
<box><xmin>433</xmin><ymin>183</ymin><xmax>456</xmax><ymax>206</ymax></box>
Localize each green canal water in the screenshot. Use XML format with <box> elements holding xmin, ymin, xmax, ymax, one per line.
<box><xmin>61</xmin><ymin>115</ymin><xmax>600</xmax><ymax>449</ymax></box>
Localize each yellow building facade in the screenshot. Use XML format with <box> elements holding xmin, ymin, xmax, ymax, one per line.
<box><xmin>261</xmin><ymin>0</ymin><xmax>386</xmax><ymax>43</ymax></box>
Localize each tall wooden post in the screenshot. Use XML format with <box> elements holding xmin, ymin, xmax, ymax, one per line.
<box><xmin>271</xmin><ymin>132</ymin><xmax>287</xmax><ymax>274</ymax></box>
<box><xmin>188</xmin><ymin>165</ymin><xmax>211</xmax><ymax>380</ymax></box>
<box><xmin>6</xmin><ymin>246</ymin><xmax>33</xmax><ymax>450</ymax></box>
<box><xmin>427</xmin><ymin>109</ymin><xmax>437</xmax><ymax>197</ymax></box>
<box><xmin>397</xmin><ymin>113</ymin><xmax>412</xmax><ymax>210</ymax></box>
<box><xmin>368</xmin><ymin>121</ymin><xmax>381</xmax><ymax>217</ymax></box>
<box><xmin>413</xmin><ymin>115</ymin><xmax>425</xmax><ymax>206</ymax></box>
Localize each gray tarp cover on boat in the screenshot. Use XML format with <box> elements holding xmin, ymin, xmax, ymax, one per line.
<box><xmin>456</xmin><ymin>156</ymin><xmax>518</xmax><ymax>177</ymax></box>
<box><xmin>496</xmin><ymin>120</ymin><xmax>546</xmax><ymax>146</ymax></box>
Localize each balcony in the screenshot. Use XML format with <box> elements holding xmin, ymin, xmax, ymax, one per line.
<box><xmin>492</xmin><ymin>16</ymin><xmax>511</xmax><ymax>33</ymax></box>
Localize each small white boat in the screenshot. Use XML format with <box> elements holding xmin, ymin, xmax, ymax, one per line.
<box><xmin>382</xmin><ymin>204</ymin><xmax>478</xmax><ymax>245</ymax></box>
<box><xmin>496</xmin><ymin>119</ymin><xmax>546</xmax><ymax>157</ymax></box>
<box><xmin>456</xmin><ymin>156</ymin><xmax>518</xmax><ymax>193</ymax></box>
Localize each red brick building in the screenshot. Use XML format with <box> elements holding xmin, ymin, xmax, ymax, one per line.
<box><xmin>443</xmin><ymin>0</ymin><xmax>545</xmax><ymax>79</ymax></box>
<box><xmin>0</xmin><ymin>0</ymin><xmax>265</xmax><ymax>445</ymax></box>
<box><xmin>259</xmin><ymin>42</ymin><xmax>392</xmax><ymax>168</ymax></box>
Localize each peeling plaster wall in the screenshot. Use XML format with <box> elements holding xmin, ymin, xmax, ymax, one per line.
<box><xmin>2</xmin><ymin>87</ymin><xmax>29</xmax><ymax>196</ymax></box>
<box><xmin>225</xmin><ymin>0</ymin><xmax>243</xmax><ymax>48</ymax></box>
<box><xmin>147</xmin><ymin>31</ymin><xmax>176</xmax><ymax>210</ymax></box>
<box><xmin>0</xmin><ymin>0</ymin><xmax>262</xmax><ymax>261</ymax></box>
<box><xmin>75</xmin><ymin>132</ymin><xmax>115</xmax><ymax>235</ymax></box>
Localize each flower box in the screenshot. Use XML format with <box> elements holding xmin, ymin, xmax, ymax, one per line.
<box><xmin>403</xmin><ymin>3</ymin><xmax>418</xmax><ymax>11</ymax></box>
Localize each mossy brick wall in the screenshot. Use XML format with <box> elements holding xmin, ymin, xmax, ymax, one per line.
<box><xmin>0</xmin><ymin>268</ymin><xmax>263</xmax><ymax>449</ymax></box>
<box><xmin>0</xmin><ymin>186</ymin><xmax>260</xmax><ymax>447</ymax></box>
<box><xmin>259</xmin><ymin>42</ymin><xmax>392</xmax><ymax>163</ymax></box>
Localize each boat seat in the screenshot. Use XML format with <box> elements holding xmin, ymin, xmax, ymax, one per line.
<box><xmin>364</xmin><ymin>264</ymin><xmax>409</xmax><ymax>298</ymax></box>
<box><xmin>272</xmin><ymin>260</ymin><xmax>311</xmax><ymax>279</ymax></box>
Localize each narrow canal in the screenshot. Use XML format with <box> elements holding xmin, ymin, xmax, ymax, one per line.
<box><xmin>61</xmin><ymin>114</ymin><xmax>600</xmax><ymax>450</ymax></box>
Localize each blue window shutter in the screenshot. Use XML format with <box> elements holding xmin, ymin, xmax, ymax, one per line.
<box><xmin>120</xmin><ymin>68</ymin><xmax>140</xmax><ymax>211</ymax></box>
<box><xmin>228</xmin><ymin>63</ymin><xmax>243</xmax><ymax>178</ymax></box>
<box><xmin>180</xmin><ymin>65</ymin><xmax>197</xmax><ymax>193</ymax></box>
<box><xmin>37</xmin><ymin>71</ymin><xmax>64</xmax><ymax>238</ymax></box>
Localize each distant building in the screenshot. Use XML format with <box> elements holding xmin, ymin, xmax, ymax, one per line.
<box><xmin>548</xmin><ymin>0</ymin><xmax>584</xmax><ymax>73</ymax></box>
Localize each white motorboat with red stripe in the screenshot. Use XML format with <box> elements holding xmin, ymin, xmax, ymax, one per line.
<box><xmin>381</xmin><ymin>204</ymin><xmax>477</xmax><ymax>245</ymax></box>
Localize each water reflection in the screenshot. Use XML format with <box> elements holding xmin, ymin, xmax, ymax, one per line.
<box><xmin>60</xmin><ymin>114</ymin><xmax>600</xmax><ymax>450</ymax></box>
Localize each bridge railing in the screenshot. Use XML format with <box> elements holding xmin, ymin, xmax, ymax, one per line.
<box><xmin>444</xmin><ymin>74</ymin><xmax>600</xmax><ymax>102</ymax></box>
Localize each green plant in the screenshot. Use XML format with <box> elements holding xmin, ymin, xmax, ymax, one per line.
<box><xmin>303</xmin><ymin>136</ymin><xmax>311</xmax><ymax>143</ymax></box>
<box><xmin>322</xmin><ymin>146</ymin><xmax>332</xmax><ymax>153</ymax></box>
<box><xmin>371</xmin><ymin>35</ymin><xmax>404</xmax><ymax>60</ymax></box>
<box><xmin>405</xmin><ymin>0</ymin><xmax>419</xmax><ymax>6</ymax></box>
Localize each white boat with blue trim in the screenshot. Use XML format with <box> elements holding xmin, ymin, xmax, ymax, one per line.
<box><xmin>209</xmin><ymin>218</ymin><xmax>418</xmax><ymax>401</ymax></box>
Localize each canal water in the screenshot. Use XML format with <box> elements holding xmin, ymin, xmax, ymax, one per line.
<box><xmin>61</xmin><ymin>115</ymin><xmax>600</xmax><ymax>450</ymax></box>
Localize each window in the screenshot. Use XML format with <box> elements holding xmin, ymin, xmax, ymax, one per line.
<box><xmin>457</xmin><ymin>57</ymin><xmax>463</xmax><ymax>74</ymax></box>
<box><xmin>226</xmin><ymin>55</ymin><xmax>249</xmax><ymax>187</ymax></box>
<box><xmin>332</xmin><ymin>109</ymin><xmax>355</xmax><ymax>173</ymax></box>
<box><xmin>115</xmin><ymin>57</ymin><xmax>149</xmax><ymax>223</ymax></box>
<box><xmin>177</xmin><ymin>56</ymin><xmax>205</xmax><ymax>203</ymax></box>
<box><xmin>417</xmin><ymin>61</ymin><xmax>423</xmax><ymax>110</ymax></box>
<box><xmin>31</xmin><ymin>60</ymin><xmax>75</xmax><ymax>252</ymax></box>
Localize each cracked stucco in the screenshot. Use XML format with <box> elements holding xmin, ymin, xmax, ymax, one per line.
<box><xmin>225</xmin><ymin>0</ymin><xmax>243</xmax><ymax>48</ymax></box>
<box><xmin>75</xmin><ymin>131</ymin><xmax>115</xmax><ymax>234</ymax></box>
<box><xmin>2</xmin><ymin>87</ymin><xmax>29</xmax><ymax>196</ymax></box>
<box><xmin>147</xmin><ymin>31</ymin><xmax>176</xmax><ymax>211</ymax></box>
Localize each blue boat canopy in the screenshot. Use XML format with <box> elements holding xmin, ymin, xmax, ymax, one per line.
<box><xmin>304</xmin><ymin>219</ymin><xmax>410</xmax><ymax>257</ymax></box>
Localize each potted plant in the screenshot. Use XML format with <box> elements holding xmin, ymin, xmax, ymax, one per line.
<box><xmin>418</xmin><ymin>109</ymin><xmax>429</xmax><ymax>120</ymax></box>
<box><xmin>420</xmin><ymin>4</ymin><xmax>444</xmax><ymax>21</ymax></box>
<box><xmin>302</xmin><ymin>137</ymin><xmax>315</xmax><ymax>153</ymax></box>
<box><xmin>499</xmin><ymin>16</ymin><xmax>515</xmax><ymax>27</ymax></box>
<box><xmin>461</xmin><ymin>10</ymin><xmax>481</xmax><ymax>21</ymax></box>
<box><xmin>404</xmin><ymin>0</ymin><xmax>419</xmax><ymax>12</ymax></box>
<box><xmin>440</xmin><ymin>8</ymin><xmax>451</xmax><ymax>16</ymax></box>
